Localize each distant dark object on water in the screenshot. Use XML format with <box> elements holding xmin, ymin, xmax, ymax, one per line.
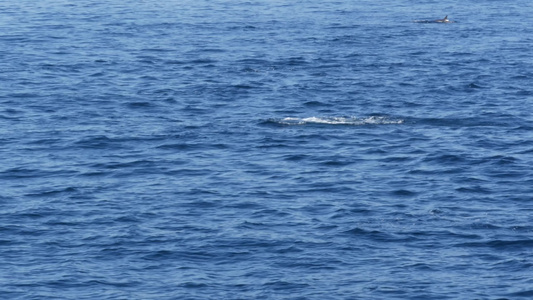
<box><xmin>413</xmin><ymin>15</ymin><xmax>456</xmax><ymax>23</ymax></box>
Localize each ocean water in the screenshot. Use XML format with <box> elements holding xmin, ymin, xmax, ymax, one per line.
<box><xmin>1</xmin><ymin>0</ymin><xmax>532</xmax><ymax>299</ymax></box>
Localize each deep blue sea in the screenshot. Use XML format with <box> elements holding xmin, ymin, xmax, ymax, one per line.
<box><xmin>1</xmin><ymin>0</ymin><xmax>533</xmax><ymax>299</ymax></box>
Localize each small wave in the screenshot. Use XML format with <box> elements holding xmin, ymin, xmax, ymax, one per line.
<box><xmin>268</xmin><ymin>116</ymin><xmax>404</xmax><ymax>126</ymax></box>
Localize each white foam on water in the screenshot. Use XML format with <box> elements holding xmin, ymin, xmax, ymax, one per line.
<box><xmin>276</xmin><ymin>116</ymin><xmax>404</xmax><ymax>126</ymax></box>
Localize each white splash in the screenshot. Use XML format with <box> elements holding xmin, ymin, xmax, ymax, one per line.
<box><xmin>276</xmin><ymin>116</ymin><xmax>404</xmax><ymax>126</ymax></box>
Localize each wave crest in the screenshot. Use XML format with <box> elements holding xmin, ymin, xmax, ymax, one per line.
<box><xmin>269</xmin><ymin>116</ymin><xmax>404</xmax><ymax>126</ymax></box>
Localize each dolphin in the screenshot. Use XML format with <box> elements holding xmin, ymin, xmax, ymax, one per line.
<box><xmin>413</xmin><ymin>15</ymin><xmax>455</xmax><ymax>23</ymax></box>
<box><xmin>434</xmin><ymin>15</ymin><xmax>450</xmax><ymax>23</ymax></box>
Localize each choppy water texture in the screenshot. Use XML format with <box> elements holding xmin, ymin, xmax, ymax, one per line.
<box><xmin>1</xmin><ymin>0</ymin><xmax>533</xmax><ymax>299</ymax></box>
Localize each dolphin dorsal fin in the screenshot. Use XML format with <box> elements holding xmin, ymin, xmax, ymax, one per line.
<box><xmin>444</xmin><ymin>15</ymin><xmax>448</xmax><ymax>19</ymax></box>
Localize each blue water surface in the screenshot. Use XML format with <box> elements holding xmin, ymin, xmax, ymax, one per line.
<box><xmin>1</xmin><ymin>0</ymin><xmax>533</xmax><ymax>299</ymax></box>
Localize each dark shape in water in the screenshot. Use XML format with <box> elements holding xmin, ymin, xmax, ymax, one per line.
<box><xmin>413</xmin><ymin>15</ymin><xmax>456</xmax><ymax>23</ymax></box>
